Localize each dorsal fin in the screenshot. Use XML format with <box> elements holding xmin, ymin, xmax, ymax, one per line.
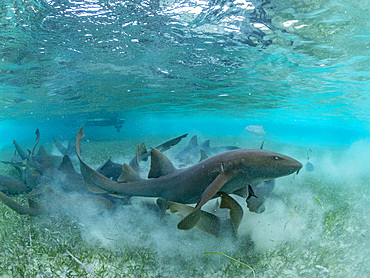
<box><xmin>117</xmin><ymin>163</ymin><xmax>141</xmax><ymax>182</ymax></box>
<box><xmin>260</xmin><ymin>140</ymin><xmax>265</xmax><ymax>150</ymax></box>
<box><xmin>53</xmin><ymin>138</ymin><xmax>69</xmax><ymax>156</ymax></box>
<box><xmin>189</xmin><ymin>135</ymin><xmax>198</xmax><ymax>147</ymax></box>
<box><xmin>132</xmin><ymin>144</ymin><xmax>140</xmax><ymax>167</ymax></box>
<box><xmin>96</xmin><ymin>157</ymin><xmax>117</xmax><ymax>173</ymax></box>
<box><xmin>36</xmin><ymin>145</ymin><xmax>48</xmax><ymax>160</ymax></box>
<box><xmin>201</xmin><ymin>139</ymin><xmax>210</xmax><ymax>149</ymax></box>
<box><xmin>138</xmin><ymin>143</ymin><xmax>147</xmax><ymax>157</ymax></box>
<box><xmin>58</xmin><ymin>155</ymin><xmax>77</xmax><ymax>174</ymax></box>
<box><xmin>232</xmin><ymin>186</ymin><xmax>249</xmax><ymax>198</ymax></box>
<box><xmin>155</xmin><ymin>133</ymin><xmax>188</xmax><ymax>152</ymax></box>
<box><xmin>99</xmin><ymin>157</ymin><xmax>113</xmax><ymax>168</ymax></box>
<box><xmin>199</xmin><ymin>150</ymin><xmax>208</xmax><ymax>162</ymax></box>
<box><xmin>39</xmin><ymin>155</ymin><xmax>53</xmax><ymax>169</ymax></box>
<box><xmin>247</xmin><ymin>184</ymin><xmax>257</xmax><ymax>199</ymax></box>
<box><xmin>148</xmin><ymin>148</ymin><xmax>176</xmax><ymax>178</ymax></box>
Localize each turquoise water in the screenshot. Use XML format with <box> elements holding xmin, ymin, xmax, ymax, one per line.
<box><xmin>1</xmin><ymin>0</ymin><xmax>369</xmax><ymax>135</ymax></box>
<box><xmin>0</xmin><ymin>1</ymin><xmax>370</xmax><ymax>147</ymax></box>
<box><xmin>0</xmin><ymin>0</ymin><xmax>369</xmax><ymax>277</ymax></box>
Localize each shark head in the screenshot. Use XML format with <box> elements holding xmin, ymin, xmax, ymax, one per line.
<box><xmin>219</xmin><ymin>149</ymin><xmax>302</xmax><ymax>183</ymax></box>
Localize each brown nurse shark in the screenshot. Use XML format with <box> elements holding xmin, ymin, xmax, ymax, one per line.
<box><xmin>76</xmin><ymin>127</ymin><xmax>302</xmax><ymax>234</ymax></box>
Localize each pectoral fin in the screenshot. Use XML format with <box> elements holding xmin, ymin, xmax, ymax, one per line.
<box><xmin>219</xmin><ymin>192</ymin><xmax>243</xmax><ymax>237</ymax></box>
<box><xmin>177</xmin><ymin>172</ymin><xmax>231</xmax><ymax>230</ymax></box>
<box><xmin>177</xmin><ymin>208</ymin><xmax>201</xmax><ymax>230</ymax></box>
<box><xmin>156</xmin><ymin>197</ymin><xmax>169</xmax><ymax>218</ymax></box>
<box><xmin>168</xmin><ymin>201</ymin><xmax>221</xmax><ymax>237</ymax></box>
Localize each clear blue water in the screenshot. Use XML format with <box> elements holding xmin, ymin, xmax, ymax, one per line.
<box><xmin>0</xmin><ymin>0</ymin><xmax>369</xmax><ymax>276</ymax></box>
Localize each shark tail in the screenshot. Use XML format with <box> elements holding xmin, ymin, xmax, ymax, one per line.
<box><xmin>0</xmin><ymin>191</ymin><xmax>44</xmax><ymax>216</ymax></box>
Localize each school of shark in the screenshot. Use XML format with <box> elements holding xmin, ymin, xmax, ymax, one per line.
<box><xmin>0</xmin><ymin>128</ymin><xmax>302</xmax><ymax>237</ymax></box>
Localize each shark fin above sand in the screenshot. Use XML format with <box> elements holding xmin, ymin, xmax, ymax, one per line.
<box><xmin>168</xmin><ymin>201</ymin><xmax>221</xmax><ymax>237</ymax></box>
<box><xmin>76</xmin><ymin>127</ymin><xmax>124</xmax><ymax>193</ymax></box>
<box><xmin>138</xmin><ymin>143</ymin><xmax>148</xmax><ymax>161</ymax></box>
<box><xmin>39</xmin><ymin>154</ymin><xmax>54</xmax><ymax>169</ymax></box>
<box><xmin>53</xmin><ymin>138</ymin><xmax>69</xmax><ymax>156</ymax></box>
<box><xmin>132</xmin><ymin>144</ymin><xmax>141</xmax><ymax>168</ymax></box>
<box><xmin>201</xmin><ymin>139</ymin><xmax>210</xmax><ymax>149</ymax></box>
<box><xmin>36</xmin><ymin>145</ymin><xmax>48</xmax><ymax>161</ymax></box>
<box><xmin>177</xmin><ymin>172</ymin><xmax>232</xmax><ymax>230</ymax></box>
<box><xmin>148</xmin><ymin>148</ymin><xmax>176</xmax><ymax>178</ymax></box>
<box><xmin>189</xmin><ymin>135</ymin><xmax>198</xmax><ymax>147</ymax></box>
<box><xmin>155</xmin><ymin>133</ymin><xmax>188</xmax><ymax>152</ymax></box>
<box><xmin>219</xmin><ymin>192</ymin><xmax>243</xmax><ymax>237</ymax></box>
<box><xmin>232</xmin><ymin>186</ymin><xmax>249</xmax><ymax>198</ymax></box>
<box><xmin>177</xmin><ymin>207</ymin><xmax>202</xmax><ymax>230</ymax></box>
<box><xmin>199</xmin><ymin>150</ymin><xmax>208</xmax><ymax>162</ymax></box>
<box><xmin>128</xmin><ymin>134</ymin><xmax>187</xmax><ymax>171</ymax></box>
<box><xmin>247</xmin><ymin>184</ymin><xmax>257</xmax><ymax>199</ymax></box>
<box><xmin>128</xmin><ymin>144</ymin><xmax>144</xmax><ymax>173</ymax></box>
<box><xmin>98</xmin><ymin>158</ymin><xmax>114</xmax><ymax>170</ymax></box>
<box><xmin>96</xmin><ymin>158</ymin><xmax>124</xmax><ymax>181</ymax></box>
<box><xmin>58</xmin><ymin>155</ymin><xmax>78</xmax><ymax>175</ymax></box>
<box><xmin>117</xmin><ymin>163</ymin><xmax>141</xmax><ymax>182</ymax></box>
<box><xmin>156</xmin><ymin>197</ymin><xmax>169</xmax><ymax>218</ymax></box>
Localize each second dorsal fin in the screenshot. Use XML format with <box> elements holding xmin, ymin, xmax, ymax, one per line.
<box><xmin>36</xmin><ymin>145</ymin><xmax>47</xmax><ymax>159</ymax></box>
<box><xmin>138</xmin><ymin>143</ymin><xmax>147</xmax><ymax>155</ymax></box>
<box><xmin>148</xmin><ymin>148</ymin><xmax>176</xmax><ymax>178</ymax></box>
<box><xmin>188</xmin><ymin>135</ymin><xmax>198</xmax><ymax>147</ymax></box>
<box><xmin>199</xmin><ymin>150</ymin><xmax>208</xmax><ymax>162</ymax></box>
<box><xmin>201</xmin><ymin>139</ymin><xmax>210</xmax><ymax>149</ymax></box>
<box><xmin>117</xmin><ymin>163</ymin><xmax>141</xmax><ymax>182</ymax></box>
<box><xmin>58</xmin><ymin>155</ymin><xmax>78</xmax><ymax>174</ymax></box>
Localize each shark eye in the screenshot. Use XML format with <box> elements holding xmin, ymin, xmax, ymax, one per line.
<box><xmin>274</xmin><ymin>156</ymin><xmax>280</xmax><ymax>160</ymax></box>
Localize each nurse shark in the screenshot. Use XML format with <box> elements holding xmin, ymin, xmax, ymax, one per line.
<box><xmin>174</xmin><ymin>135</ymin><xmax>240</xmax><ymax>166</ymax></box>
<box><xmin>0</xmin><ymin>128</ymin><xmax>302</xmax><ymax>237</ymax></box>
<box><xmin>76</xmin><ymin>127</ymin><xmax>302</xmax><ymax>236</ymax></box>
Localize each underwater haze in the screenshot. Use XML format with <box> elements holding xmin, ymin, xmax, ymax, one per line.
<box><xmin>0</xmin><ymin>0</ymin><xmax>369</xmax><ymax>277</ymax></box>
